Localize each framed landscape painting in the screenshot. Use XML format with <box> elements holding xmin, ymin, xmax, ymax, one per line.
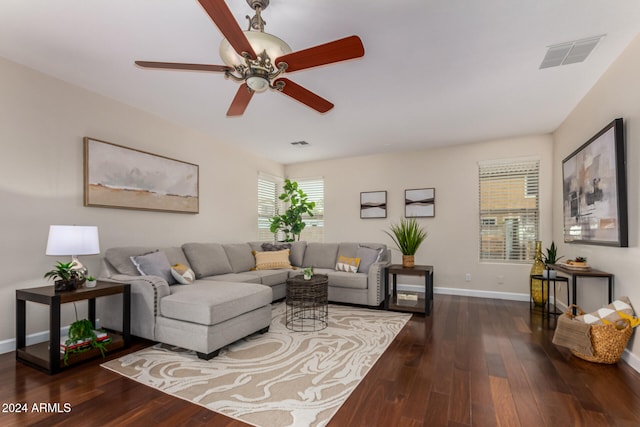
<box><xmin>360</xmin><ymin>191</ymin><xmax>387</xmax><ymax>218</ymax></box>
<box><xmin>84</xmin><ymin>137</ymin><xmax>199</xmax><ymax>213</ymax></box>
<box><xmin>405</xmin><ymin>188</ymin><xmax>435</xmax><ymax>218</ymax></box>
<box><xmin>562</xmin><ymin>118</ymin><xmax>627</xmax><ymax>246</ymax></box>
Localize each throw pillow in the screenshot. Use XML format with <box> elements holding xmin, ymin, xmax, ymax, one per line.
<box><xmin>335</xmin><ymin>255</ymin><xmax>360</xmax><ymax>273</ymax></box>
<box><xmin>130</xmin><ymin>250</ymin><xmax>176</xmax><ymax>285</ymax></box>
<box><xmin>356</xmin><ymin>245</ymin><xmax>383</xmax><ymax>273</ymax></box>
<box><xmin>261</xmin><ymin>242</ymin><xmax>292</xmax><ymax>252</ymax></box>
<box><xmin>575</xmin><ymin>296</ymin><xmax>636</xmax><ymax>326</ymax></box>
<box><xmin>171</xmin><ymin>263</ymin><xmax>195</xmax><ymax>285</ymax></box>
<box><xmin>253</xmin><ymin>249</ymin><xmax>292</xmax><ymax>270</ymax></box>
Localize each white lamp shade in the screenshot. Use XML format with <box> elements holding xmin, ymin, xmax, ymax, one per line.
<box><xmin>46</xmin><ymin>225</ymin><xmax>100</xmax><ymax>256</ymax></box>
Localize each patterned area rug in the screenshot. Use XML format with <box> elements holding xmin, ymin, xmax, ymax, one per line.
<box><xmin>102</xmin><ymin>303</ymin><xmax>410</xmax><ymax>427</ymax></box>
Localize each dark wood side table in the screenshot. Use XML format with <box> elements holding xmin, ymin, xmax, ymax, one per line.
<box><xmin>286</xmin><ymin>274</ymin><xmax>328</xmax><ymax>332</ymax></box>
<box><xmin>384</xmin><ymin>264</ymin><xmax>434</xmax><ymax>315</ymax></box>
<box><xmin>550</xmin><ymin>264</ymin><xmax>614</xmax><ymax>315</ymax></box>
<box><xmin>16</xmin><ymin>281</ymin><xmax>131</xmax><ymax>374</ymax></box>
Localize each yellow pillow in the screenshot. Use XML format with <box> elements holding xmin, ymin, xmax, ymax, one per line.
<box><xmin>253</xmin><ymin>249</ymin><xmax>292</xmax><ymax>270</ymax></box>
<box><xmin>171</xmin><ymin>263</ymin><xmax>195</xmax><ymax>284</ymax></box>
<box><xmin>335</xmin><ymin>256</ymin><xmax>360</xmax><ymax>273</ymax></box>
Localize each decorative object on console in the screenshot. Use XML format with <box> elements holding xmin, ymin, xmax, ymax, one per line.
<box><xmin>84</xmin><ymin>137</ymin><xmax>199</xmax><ymax>214</ymax></box>
<box><xmin>134</xmin><ymin>0</ymin><xmax>365</xmax><ymax>116</ymax></box>
<box><xmin>542</xmin><ymin>241</ymin><xmax>563</xmax><ymax>278</ymax></box>
<box><xmin>405</xmin><ymin>188</ymin><xmax>435</xmax><ymax>218</ymax></box>
<box><xmin>384</xmin><ymin>218</ymin><xmax>427</xmax><ymax>268</ymax></box>
<box><xmin>562</xmin><ymin>118</ymin><xmax>628</xmax><ymax>247</ymax></box>
<box><xmin>85</xmin><ymin>276</ymin><xmax>97</xmax><ymax>288</ymax></box>
<box><xmin>530</xmin><ymin>240</ymin><xmax>547</xmax><ymax>306</ymax></box>
<box><xmin>269</xmin><ymin>179</ymin><xmax>316</xmax><ymax>242</ymax></box>
<box><xmin>360</xmin><ymin>191</ymin><xmax>387</xmax><ymax>219</ymax></box>
<box><xmin>44</xmin><ymin>261</ymin><xmax>84</xmax><ymax>292</ymax></box>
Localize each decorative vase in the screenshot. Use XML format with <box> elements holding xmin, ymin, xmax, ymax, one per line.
<box><xmin>402</xmin><ymin>255</ymin><xmax>415</xmax><ymax>268</ymax></box>
<box><xmin>85</xmin><ymin>280</ymin><xmax>97</xmax><ymax>288</ymax></box>
<box><xmin>530</xmin><ymin>241</ymin><xmax>547</xmax><ymax>306</ymax></box>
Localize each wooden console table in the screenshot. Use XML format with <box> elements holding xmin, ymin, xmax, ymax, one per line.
<box><xmin>551</xmin><ymin>264</ymin><xmax>614</xmax><ymax>314</ymax></box>
<box><xmin>16</xmin><ymin>281</ymin><xmax>131</xmax><ymax>374</ymax></box>
<box><xmin>384</xmin><ymin>264</ymin><xmax>433</xmax><ymax>316</ymax></box>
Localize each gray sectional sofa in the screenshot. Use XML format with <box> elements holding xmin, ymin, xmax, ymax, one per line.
<box><xmin>97</xmin><ymin>241</ymin><xmax>389</xmax><ymax>359</ymax></box>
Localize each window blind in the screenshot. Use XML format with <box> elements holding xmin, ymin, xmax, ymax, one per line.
<box><xmin>257</xmin><ymin>172</ymin><xmax>283</xmax><ymax>242</ymax></box>
<box><xmin>479</xmin><ymin>160</ymin><xmax>539</xmax><ymax>262</ymax></box>
<box><xmin>294</xmin><ymin>177</ymin><xmax>324</xmax><ymax>243</ymax></box>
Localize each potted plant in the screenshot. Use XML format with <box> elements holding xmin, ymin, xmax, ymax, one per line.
<box><xmin>270</xmin><ymin>179</ymin><xmax>316</xmax><ymax>242</ymax></box>
<box><xmin>63</xmin><ymin>318</ymin><xmax>110</xmax><ymax>365</ymax></box>
<box><xmin>541</xmin><ymin>241</ymin><xmax>563</xmax><ymax>278</ymax></box>
<box><xmin>44</xmin><ymin>261</ymin><xmax>84</xmax><ymax>292</ymax></box>
<box><xmin>384</xmin><ymin>218</ymin><xmax>428</xmax><ymax>268</ymax></box>
<box><xmin>567</xmin><ymin>256</ymin><xmax>588</xmax><ymax>267</ymax></box>
<box><xmin>85</xmin><ymin>275</ymin><xmax>97</xmax><ymax>288</ymax></box>
<box><xmin>303</xmin><ymin>267</ymin><xmax>314</xmax><ymax>280</ymax></box>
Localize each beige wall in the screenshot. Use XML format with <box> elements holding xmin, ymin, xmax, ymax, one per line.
<box><xmin>553</xmin><ymin>34</ymin><xmax>640</xmax><ymax>360</ymax></box>
<box><xmin>0</xmin><ymin>57</ymin><xmax>283</xmax><ymax>342</ymax></box>
<box><xmin>286</xmin><ymin>135</ymin><xmax>554</xmax><ymax>297</ymax></box>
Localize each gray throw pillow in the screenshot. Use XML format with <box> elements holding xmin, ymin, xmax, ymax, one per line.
<box><xmin>356</xmin><ymin>245</ymin><xmax>383</xmax><ymax>273</ymax></box>
<box><xmin>261</xmin><ymin>242</ymin><xmax>292</xmax><ymax>252</ymax></box>
<box><xmin>130</xmin><ymin>250</ymin><xmax>176</xmax><ymax>285</ymax></box>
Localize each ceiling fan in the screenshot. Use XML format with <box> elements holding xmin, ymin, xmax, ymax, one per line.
<box><xmin>135</xmin><ymin>0</ymin><xmax>365</xmax><ymax>116</ymax></box>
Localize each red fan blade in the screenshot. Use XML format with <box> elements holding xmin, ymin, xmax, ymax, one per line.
<box><xmin>227</xmin><ymin>83</ymin><xmax>254</xmax><ymax>116</ymax></box>
<box><xmin>275</xmin><ymin>35</ymin><xmax>364</xmax><ymax>73</ymax></box>
<box><xmin>275</xmin><ymin>78</ymin><xmax>334</xmax><ymax>113</ymax></box>
<box><xmin>135</xmin><ymin>61</ymin><xmax>231</xmax><ymax>72</ymax></box>
<box><xmin>198</xmin><ymin>0</ymin><xmax>256</xmax><ymax>58</ymax></box>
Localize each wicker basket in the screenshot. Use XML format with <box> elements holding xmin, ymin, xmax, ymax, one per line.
<box><xmin>566</xmin><ymin>304</ymin><xmax>633</xmax><ymax>364</ymax></box>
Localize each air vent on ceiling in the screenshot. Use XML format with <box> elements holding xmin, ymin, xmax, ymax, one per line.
<box><xmin>290</xmin><ymin>141</ymin><xmax>310</xmax><ymax>147</ymax></box>
<box><xmin>539</xmin><ymin>35</ymin><xmax>605</xmax><ymax>69</ymax></box>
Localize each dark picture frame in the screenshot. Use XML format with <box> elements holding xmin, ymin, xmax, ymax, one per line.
<box><xmin>84</xmin><ymin>137</ymin><xmax>199</xmax><ymax>214</ymax></box>
<box><xmin>360</xmin><ymin>191</ymin><xmax>387</xmax><ymax>218</ymax></box>
<box><xmin>562</xmin><ymin>118</ymin><xmax>627</xmax><ymax>246</ymax></box>
<box><xmin>405</xmin><ymin>188</ymin><xmax>435</xmax><ymax>218</ymax></box>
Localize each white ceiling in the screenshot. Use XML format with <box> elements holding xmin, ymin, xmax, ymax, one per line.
<box><xmin>1</xmin><ymin>0</ymin><xmax>639</xmax><ymax>164</ymax></box>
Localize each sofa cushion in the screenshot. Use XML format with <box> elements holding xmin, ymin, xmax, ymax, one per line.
<box><xmin>198</xmin><ymin>273</ymin><xmax>262</xmax><ymax>284</ymax></box>
<box><xmin>171</xmin><ymin>263</ymin><xmax>196</xmax><ymax>284</ymax></box>
<box><xmin>161</xmin><ymin>282</ymin><xmax>272</xmax><ymax>325</ymax></box>
<box><xmin>356</xmin><ymin>245</ymin><xmax>384</xmax><ymax>273</ymax></box>
<box><xmin>104</xmin><ymin>246</ymin><xmax>190</xmax><ymax>276</ymax></box>
<box><xmin>289</xmin><ymin>241</ymin><xmax>307</xmax><ymax>267</ymax></box>
<box><xmin>223</xmin><ymin>243</ymin><xmax>256</xmax><ymax>273</ymax></box>
<box><xmin>302</xmin><ymin>243</ymin><xmax>339</xmax><ymax>269</ymax></box>
<box><xmin>182</xmin><ymin>243</ymin><xmax>233</xmax><ymax>279</ymax></box>
<box><xmin>327</xmin><ymin>271</ymin><xmax>368</xmax><ymax>289</ymax></box>
<box><xmin>254</xmin><ymin>249</ymin><xmax>292</xmax><ymax>270</ymax></box>
<box><xmin>130</xmin><ymin>250</ymin><xmax>176</xmax><ymax>285</ymax></box>
<box><xmin>245</xmin><ymin>269</ymin><xmax>291</xmax><ymax>287</ymax></box>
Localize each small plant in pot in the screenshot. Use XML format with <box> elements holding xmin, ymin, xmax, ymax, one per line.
<box><xmin>384</xmin><ymin>218</ymin><xmax>428</xmax><ymax>268</ymax></box>
<box><xmin>541</xmin><ymin>241</ymin><xmax>563</xmax><ymax>278</ymax></box>
<box><xmin>303</xmin><ymin>267</ymin><xmax>314</xmax><ymax>280</ymax></box>
<box><xmin>63</xmin><ymin>318</ymin><xmax>110</xmax><ymax>365</ymax></box>
<box><xmin>44</xmin><ymin>261</ymin><xmax>84</xmax><ymax>292</ymax></box>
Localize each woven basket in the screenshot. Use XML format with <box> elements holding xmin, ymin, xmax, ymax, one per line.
<box><xmin>566</xmin><ymin>304</ymin><xmax>633</xmax><ymax>364</ymax></box>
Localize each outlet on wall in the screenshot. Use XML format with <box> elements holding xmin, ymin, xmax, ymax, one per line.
<box><xmin>465</xmin><ymin>273</ymin><xmax>471</xmax><ymax>282</ymax></box>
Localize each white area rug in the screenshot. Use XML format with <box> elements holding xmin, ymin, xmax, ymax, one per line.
<box><xmin>102</xmin><ymin>303</ymin><xmax>410</xmax><ymax>427</ymax></box>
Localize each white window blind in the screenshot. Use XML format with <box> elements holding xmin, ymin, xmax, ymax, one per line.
<box><xmin>479</xmin><ymin>160</ymin><xmax>539</xmax><ymax>262</ymax></box>
<box><xmin>294</xmin><ymin>177</ymin><xmax>324</xmax><ymax>243</ymax></box>
<box><xmin>257</xmin><ymin>172</ymin><xmax>283</xmax><ymax>242</ymax></box>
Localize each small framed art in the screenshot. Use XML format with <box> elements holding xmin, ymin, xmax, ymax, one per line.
<box><xmin>360</xmin><ymin>191</ymin><xmax>387</xmax><ymax>218</ymax></box>
<box><xmin>405</xmin><ymin>188</ymin><xmax>435</xmax><ymax>218</ymax></box>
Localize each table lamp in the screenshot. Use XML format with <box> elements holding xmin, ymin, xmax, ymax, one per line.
<box><xmin>45</xmin><ymin>225</ymin><xmax>100</xmax><ymax>277</ymax></box>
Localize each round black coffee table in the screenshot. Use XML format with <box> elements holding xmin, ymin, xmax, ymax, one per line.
<box><xmin>285</xmin><ymin>274</ymin><xmax>328</xmax><ymax>331</ymax></box>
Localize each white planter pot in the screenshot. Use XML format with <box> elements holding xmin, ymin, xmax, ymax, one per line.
<box><xmin>542</xmin><ymin>270</ymin><xmax>556</xmax><ymax>279</ymax></box>
<box><xmin>85</xmin><ymin>280</ymin><xmax>97</xmax><ymax>288</ymax></box>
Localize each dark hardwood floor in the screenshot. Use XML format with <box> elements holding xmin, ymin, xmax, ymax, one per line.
<box><xmin>2</xmin><ymin>295</ymin><xmax>639</xmax><ymax>426</ymax></box>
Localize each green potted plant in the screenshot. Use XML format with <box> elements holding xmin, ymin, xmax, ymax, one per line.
<box><xmin>63</xmin><ymin>318</ymin><xmax>110</xmax><ymax>365</ymax></box>
<box><xmin>85</xmin><ymin>275</ymin><xmax>97</xmax><ymax>288</ymax></box>
<box><xmin>541</xmin><ymin>241</ymin><xmax>563</xmax><ymax>278</ymax></box>
<box><xmin>303</xmin><ymin>267</ymin><xmax>314</xmax><ymax>280</ymax></box>
<box><xmin>270</xmin><ymin>179</ymin><xmax>316</xmax><ymax>242</ymax></box>
<box><xmin>44</xmin><ymin>261</ymin><xmax>84</xmax><ymax>292</ymax></box>
<box><xmin>384</xmin><ymin>218</ymin><xmax>428</xmax><ymax>268</ymax></box>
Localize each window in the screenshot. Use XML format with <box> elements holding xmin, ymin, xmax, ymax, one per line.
<box><xmin>479</xmin><ymin>160</ymin><xmax>539</xmax><ymax>262</ymax></box>
<box><xmin>257</xmin><ymin>172</ymin><xmax>283</xmax><ymax>242</ymax></box>
<box><xmin>257</xmin><ymin>174</ymin><xmax>324</xmax><ymax>243</ymax></box>
<box><xmin>295</xmin><ymin>177</ymin><xmax>324</xmax><ymax>243</ymax></box>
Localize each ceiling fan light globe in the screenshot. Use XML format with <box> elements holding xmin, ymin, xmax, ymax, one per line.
<box><xmin>246</xmin><ymin>76</ymin><xmax>270</xmax><ymax>92</ymax></box>
<box><xmin>219</xmin><ymin>31</ymin><xmax>292</xmax><ymax>68</ymax></box>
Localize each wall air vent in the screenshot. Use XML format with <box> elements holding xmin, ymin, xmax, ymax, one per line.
<box><xmin>539</xmin><ymin>35</ymin><xmax>605</xmax><ymax>69</ymax></box>
<box><xmin>290</xmin><ymin>141</ymin><xmax>310</xmax><ymax>147</ymax></box>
